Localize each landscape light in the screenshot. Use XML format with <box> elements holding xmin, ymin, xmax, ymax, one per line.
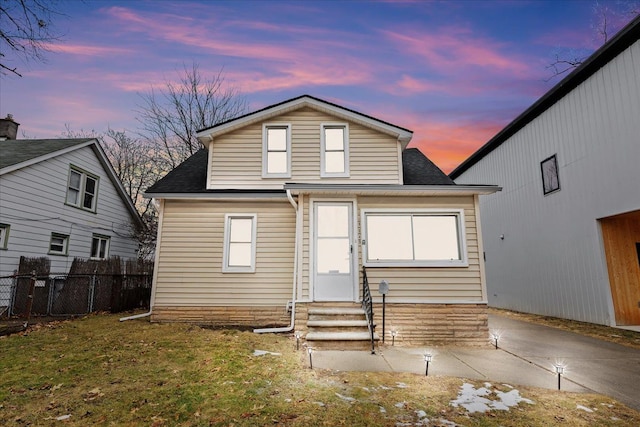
<box><xmin>294</xmin><ymin>331</ymin><xmax>301</xmax><ymax>350</ymax></box>
<box><xmin>554</xmin><ymin>364</ymin><xmax>565</xmax><ymax>390</ymax></box>
<box><xmin>390</xmin><ymin>329</ymin><xmax>398</xmax><ymax>346</ymax></box>
<box><xmin>490</xmin><ymin>331</ymin><xmax>501</xmax><ymax>349</ymax></box>
<box><xmin>424</xmin><ymin>352</ymin><xmax>433</xmax><ymax>376</ymax></box>
<box><xmin>308</xmin><ymin>346</ymin><xmax>313</xmax><ymax>369</ymax></box>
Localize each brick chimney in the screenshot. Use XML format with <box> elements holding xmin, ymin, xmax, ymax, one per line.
<box><xmin>0</xmin><ymin>114</ymin><xmax>19</xmax><ymax>140</ymax></box>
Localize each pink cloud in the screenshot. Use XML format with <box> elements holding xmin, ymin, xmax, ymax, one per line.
<box><xmin>44</xmin><ymin>43</ymin><xmax>133</xmax><ymax>57</ymax></box>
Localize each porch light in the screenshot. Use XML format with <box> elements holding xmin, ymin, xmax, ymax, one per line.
<box><xmin>390</xmin><ymin>328</ymin><xmax>398</xmax><ymax>346</ymax></box>
<box><xmin>554</xmin><ymin>363</ymin><xmax>565</xmax><ymax>390</ymax></box>
<box><xmin>424</xmin><ymin>352</ymin><xmax>433</xmax><ymax>376</ymax></box>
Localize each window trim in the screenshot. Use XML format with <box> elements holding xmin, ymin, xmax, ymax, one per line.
<box><xmin>540</xmin><ymin>154</ymin><xmax>561</xmax><ymax>195</ymax></box>
<box><xmin>66</xmin><ymin>165</ymin><xmax>99</xmax><ymax>212</ymax></box>
<box><xmin>262</xmin><ymin>123</ymin><xmax>291</xmax><ymax>178</ymax></box>
<box><xmin>49</xmin><ymin>232</ymin><xmax>69</xmax><ymax>256</ymax></box>
<box><xmin>361</xmin><ymin>208</ymin><xmax>468</xmax><ymax>268</ymax></box>
<box><xmin>0</xmin><ymin>223</ymin><xmax>10</xmax><ymax>250</ymax></box>
<box><xmin>320</xmin><ymin>123</ymin><xmax>350</xmax><ymax>178</ymax></box>
<box><xmin>90</xmin><ymin>234</ymin><xmax>110</xmax><ymax>260</ymax></box>
<box><xmin>222</xmin><ymin>213</ymin><xmax>257</xmax><ymax>273</ymax></box>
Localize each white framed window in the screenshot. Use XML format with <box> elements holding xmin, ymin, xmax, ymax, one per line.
<box><xmin>223</xmin><ymin>214</ymin><xmax>257</xmax><ymax>273</ymax></box>
<box><xmin>262</xmin><ymin>124</ymin><xmax>291</xmax><ymax>178</ymax></box>
<box><xmin>91</xmin><ymin>234</ymin><xmax>110</xmax><ymax>259</ymax></box>
<box><xmin>66</xmin><ymin>166</ymin><xmax>99</xmax><ymax>211</ymax></box>
<box><xmin>362</xmin><ymin>209</ymin><xmax>467</xmax><ymax>267</ymax></box>
<box><xmin>49</xmin><ymin>233</ymin><xmax>69</xmax><ymax>255</ymax></box>
<box><xmin>321</xmin><ymin>123</ymin><xmax>349</xmax><ymax>177</ymax></box>
<box><xmin>0</xmin><ymin>223</ymin><xmax>10</xmax><ymax>249</ymax></box>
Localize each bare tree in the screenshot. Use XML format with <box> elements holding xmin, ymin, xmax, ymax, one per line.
<box><xmin>136</xmin><ymin>63</ymin><xmax>248</xmax><ymax>168</ymax></box>
<box><xmin>546</xmin><ymin>1</ymin><xmax>639</xmax><ymax>80</ymax></box>
<box><xmin>0</xmin><ymin>0</ymin><xmax>65</xmax><ymax>77</ymax></box>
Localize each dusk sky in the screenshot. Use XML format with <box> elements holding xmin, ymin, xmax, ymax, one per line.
<box><xmin>2</xmin><ymin>0</ymin><xmax>638</xmax><ymax>172</ymax></box>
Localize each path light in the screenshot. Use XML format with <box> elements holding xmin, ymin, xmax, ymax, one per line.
<box><xmin>424</xmin><ymin>352</ymin><xmax>433</xmax><ymax>376</ymax></box>
<box><xmin>390</xmin><ymin>328</ymin><xmax>398</xmax><ymax>346</ymax></box>
<box><xmin>308</xmin><ymin>346</ymin><xmax>314</xmax><ymax>369</ymax></box>
<box><xmin>490</xmin><ymin>331</ymin><xmax>501</xmax><ymax>349</ymax></box>
<box><xmin>294</xmin><ymin>331</ymin><xmax>301</xmax><ymax>350</ymax></box>
<box><xmin>554</xmin><ymin>363</ymin><xmax>565</xmax><ymax>390</ymax></box>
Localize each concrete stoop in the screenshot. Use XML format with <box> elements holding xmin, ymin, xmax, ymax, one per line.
<box><xmin>305</xmin><ymin>306</ymin><xmax>379</xmax><ymax>351</ymax></box>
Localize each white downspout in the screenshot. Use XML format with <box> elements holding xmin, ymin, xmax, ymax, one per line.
<box><xmin>254</xmin><ymin>189</ymin><xmax>299</xmax><ymax>333</ymax></box>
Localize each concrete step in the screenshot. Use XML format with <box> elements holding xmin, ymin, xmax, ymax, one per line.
<box><xmin>307</xmin><ymin>320</ymin><xmax>369</xmax><ymax>328</ymax></box>
<box><xmin>306</xmin><ymin>331</ymin><xmax>378</xmax><ymax>341</ymax></box>
<box><xmin>308</xmin><ymin>307</ymin><xmax>365</xmax><ymax>316</ymax></box>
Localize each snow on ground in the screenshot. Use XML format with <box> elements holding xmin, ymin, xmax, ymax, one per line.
<box><xmin>450</xmin><ymin>382</ymin><xmax>534</xmax><ymax>414</ymax></box>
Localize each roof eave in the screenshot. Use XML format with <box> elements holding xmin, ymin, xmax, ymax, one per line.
<box><xmin>284</xmin><ymin>183</ymin><xmax>501</xmax><ymax>196</ymax></box>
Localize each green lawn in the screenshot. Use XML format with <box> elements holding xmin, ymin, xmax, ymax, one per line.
<box><xmin>1</xmin><ymin>313</ymin><xmax>639</xmax><ymax>426</ymax></box>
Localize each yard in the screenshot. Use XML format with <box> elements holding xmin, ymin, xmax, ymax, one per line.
<box><xmin>1</xmin><ymin>313</ymin><xmax>639</xmax><ymax>426</ymax></box>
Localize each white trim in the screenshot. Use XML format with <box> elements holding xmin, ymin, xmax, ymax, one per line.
<box><xmin>197</xmin><ymin>96</ymin><xmax>413</xmax><ymax>148</ymax></box>
<box><xmin>320</xmin><ymin>123</ymin><xmax>350</xmax><ymax>178</ymax></box>
<box><xmin>222</xmin><ymin>213</ymin><xmax>257</xmax><ymax>273</ymax></box>
<box><xmin>360</xmin><ymin>208</ymin><xmax>468</xmax><ymax>268</ymax></box>
<box><xmin>150</xmin><ymin>198</ymin><xmax>165</xmax><ymax>308</ymax></box>
<box><xmin>205</xmin><ymin>140</ymin><xmax>214</xmax><ymax>190</ymax></box>
<box><xmin>474</xmin><ymin>194</ymin><xmax>489</xmax><ymax>302</ymax></box>
<box><xmin>262</xmin><ymin>123</ymin><xmax>291</xmax><ymax>178</ymax></box>
<box><xmin>48</xmin><ymin>232</ymin><xmax>70</xmax><ymax>256</ymax></box>
<box><xmin>90</xmin><ymin>234</ymin><xmax>111</xmax><ymax>260</ymax></box>
<box><xmin>285</xmin><ymin>183</ymin><xmax>501</xmax><ymax>196</ymax></box>
<box><xmin>397</xmin><ymin>144</ymin><xmax>404</xmax><ymax>184</ymax></box>
<box><xmin>143</xmin><ymin>193</ymin><xmax>289</xmax><ymax>200</ymax></box>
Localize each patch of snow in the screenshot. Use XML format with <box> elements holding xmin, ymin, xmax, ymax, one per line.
<box><xmin>284</xmin><ymin>398</ymin><xmax>291</xmax><ymax>403</ymax></box>
<box><xmin>395</xmin><ymin>401</ymin><xmax>407</xmax><ymax>408</ymax></box>
<box><xmin>56</xmin><ymin>415</ymin><xmax>71</xmax><ymax>421</ymax></box>
<box><xmin>396</xmin><ymin>382</ymin><xmax>409</xmax><ymax>388</ymax></box>
<box><xmin>379</xmin><ymin>406</ymin><xmax>386</xmax><ymax>413</ymax></box>
<box><xmin>335</xmin><ymin>393</ymin><xmax>355</xmax><ymax>402</ymax></box>
<box><xmin>502</xmin><ymin>383</ymin><xmax>514</xmax><ymax>389</ymax></box>
<box><xmin>611</xmin><ymin>416</ymin><xmax>621</xmax><ymax>421</ymax></box>
<box><xmin>361</xmin><ymin>387</ymin><xmax>371</xmax><ymax>392</ymax></box>
<box><xmin>379</xmin><ymin>385</ymin><xmax>393</xmax><ymax>390</ymax></box>
<box><xmin>577</xmin><ymin>405</ymin><xmax>594</xmax><ymax>413</ymax></box>
<box><xmin>436</xmin><ymin>419</ymin><xmax>459</xmax><ymax>427</ymax></box>
<box><xmin>450</xmin><ymin>383</ymin><xmax>534</xmax><ymax>414</ymax></box>
<box><xmin>313</xmin><ymin>401</ymin><xmax>325</xmax><ymax>407</ymax></box>
<box><xmin>415</xmin><ymin>409</ymin><xmax>427</xmax><ymax>419</ymax></box>
<box><xmin>252</xmin><ymin>349</ymin><xmax>281</xmax><ymax>356</ymax></box>
<box><xmin>484</xmin><ymin>382</ymin><xmax>492</xmax><ymax>388</ymax></box>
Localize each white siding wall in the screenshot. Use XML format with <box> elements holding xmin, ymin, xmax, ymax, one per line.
<box><xmin>209</xmin><ymin>107</ymin><xmax>401</xmax><ymax>188</ymax></box>
<box><xmin>0</xmin><ymin>146</ymin><xmax>139</xmax><ymax>277</ymax></box>
<box><xmin>455</xmin><ymin>40</ymin><xmax>640</xmax><ymax>325</ymax></box>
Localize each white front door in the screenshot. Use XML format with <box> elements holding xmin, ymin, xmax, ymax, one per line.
<box><xmin>313</xmin><ymin>202</ymin><xmax>355</xmax><ymax>301</ymax></box>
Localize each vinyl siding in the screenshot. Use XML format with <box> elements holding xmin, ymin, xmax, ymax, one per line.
<box><xmin>0</xmin><ymin>146</ymin><xmax>139</xmax><ymax>278</ymax></box>
<box><xmin>299</xmin><ymin>195</ymin><xmax>483</xmax><ymax>302</ymax></box>
<box><xmin>153</xmin><ymin>200</ymin><xmax>295</xmax><ymax>307</ymax></box>
<box><xmin>209</xmin><ymin>107</ymin><xmax>401</xmax><ymax>188</ymax></box>
<box><xmin>454</xmin><ymin>40</ymin><xmax>640</xmax><ymax>325</ymax></box>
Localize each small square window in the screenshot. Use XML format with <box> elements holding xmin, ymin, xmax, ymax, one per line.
<box><xmin>0</xmin><ymin>224</ymin><xmax>10</xmax><ymax>249</ymax></box>
<box><xmin>262</xmin><ymin>125</ymin><xmax>291</xmax><ymax>178</ymax></box>
<box><xmin>49</xmin><ymin>233</ymin><xmax>69</xmax><ymax>255</ymax></box>
<box><xmin>91</xmin><ymin>234</ymin><xmax>110</xmax><ymax>259</ymax></box>
<box><xmin>541</xmin><ymin>155</ymin><xmax>560</xmax><ymax>195</ymax></box>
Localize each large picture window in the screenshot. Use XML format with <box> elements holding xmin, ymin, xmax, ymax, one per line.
<box><xmin>321</xmin><ymin>124</ymin><xmax>349</xmax><ymax>177</ymax></box>
<box><xmin>362</xmin><ymin>209</ymin><xmax>466</xmax><ymax>267</ymax></box>
<box><xmin>262</xmin><ymin>124</ymin><xmax>291</xmax><ymax>178</ymax></box>
<box><xmin>66</xmin><ymin>166</ymin><xmax>99</xmax><ymax>211</ymax></box>
<box><xmin>223</xmin><ymin>214</ymin><xmax>257</xmax><ymax>273</ymax></box>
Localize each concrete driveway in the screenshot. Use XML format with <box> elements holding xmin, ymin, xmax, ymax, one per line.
<box><xmin>312</xmin><ymin>312</ymin><xmax>640</xmax><ymax>411</ymax></box>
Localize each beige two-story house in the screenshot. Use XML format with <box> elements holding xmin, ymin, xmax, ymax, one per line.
<box><xmin>145</xmin><ymin>95</ymin><xmax>499</xmax><ymax>348</ymax></box>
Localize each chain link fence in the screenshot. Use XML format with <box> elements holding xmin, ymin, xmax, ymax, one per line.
<box><xmin>0</xmin><ymin>272</ymin><xmax>151</xmax><ymax>320</ymax></box>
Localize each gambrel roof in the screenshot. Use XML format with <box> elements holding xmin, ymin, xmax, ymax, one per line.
<box><xmin>0</xmin><ymin>138</ymin><xmax>144</xmax><ymax>228</ymax></box>
<box><xmin>450</xmin><ymin>15</ymin><xmax>640</xmax><ymax>179</ymax></box>
<box><xmin>197</xmin><ymin>95</ymin><xmax>414</xmax><ymax>149</ymax></box>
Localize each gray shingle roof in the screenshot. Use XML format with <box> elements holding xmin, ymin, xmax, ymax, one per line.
<box><xmin>0</xmin><ymin>138</ymin><xmax>92</xmax><ymax>170</ymax></box>
<box><xmin>146</xmin><ymin>147</ymin><xmax>454</xmax><ymax>194</ymax></box>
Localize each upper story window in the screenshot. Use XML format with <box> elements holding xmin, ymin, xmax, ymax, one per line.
<box><xmin>66</xmin><ymin>166</ymin><xmax>99</xmax><ymax>211</ymax></box>
<box><xmin>321</xmin><ymin>124</ymin><xmax>349</xmax><ymax>177</ymax></box>
<box><xmin>262</xmin><ymin>124</ymin><xmax>291</xmax><ymax>178</ymax></box>
<box><xmin>541</xmin><ymin>154</ymin><xmax>560</xmax><ymax>195</ymax></box>
<box><xmin>362</xmin><ymin>209</ymin><xmax>467</xmax><ymax>267</ymax></box>
<box><xmin>222</xmin><ymin>214</ymin><xmax>257</xmax><ymax>273</ymax></box>
<box><xmin>0</xmin><ymin>223</ymin><xmax>10</xmax><ymax>249</ymax></box>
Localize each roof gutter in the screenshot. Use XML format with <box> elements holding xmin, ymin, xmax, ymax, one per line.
<box><xmin>254</xmin><ymin>189</ymin><xmax>299</xmax><ymax>334</ymax></box>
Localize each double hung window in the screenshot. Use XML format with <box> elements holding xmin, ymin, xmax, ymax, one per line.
<box><xmin>223</xmin><ymin>214</ymin><xmax>257</xmax><ymax>272</ymax></box>
<box><xmin>67</xmin><ymin>167</ymin><xmax>99</xmax><ymax>211</ymax></box>
<box><xmin>321</xmin><ymin>124</ymin><xmax>349</xmax><ymax>177</ymax></box>
<box><xmin>262</xmin><ymin>124</ymin><xmax>291</xmax><ymax>177</ymax></box>
<box><xmin>91</xmin><ymin>234</ymin><xmax>110</xmax><ymax>259</ymax></box>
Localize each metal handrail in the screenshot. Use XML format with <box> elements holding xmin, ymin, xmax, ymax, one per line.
<box><xmin>361</xmin><ymin>266</ymin><xmax>375</xmax><ymax>354</ymax></box>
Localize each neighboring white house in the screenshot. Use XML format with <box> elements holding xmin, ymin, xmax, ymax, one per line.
<box><xmin>0</xmin><ymin>116</ymin><xmax>143</xmax><ymax>279</ymax></box>
<box><xmin>451</xmin><ymin>17</ymin><xmax>640</xmax><ymax>327</ymax></box>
